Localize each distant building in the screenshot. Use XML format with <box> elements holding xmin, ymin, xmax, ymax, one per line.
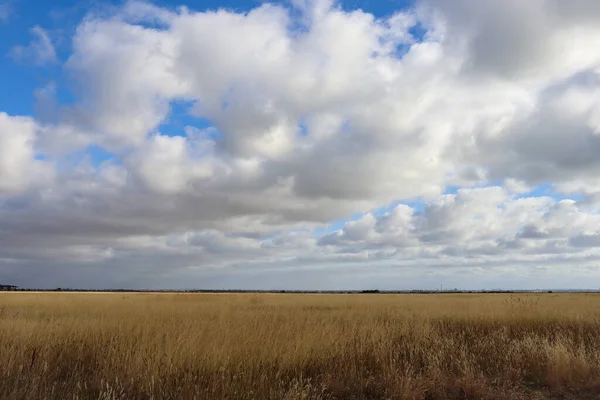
<box><xmin>0</xmin><ymin>285</ymin><xmax>18</xmax><ymax>291</ymax></box>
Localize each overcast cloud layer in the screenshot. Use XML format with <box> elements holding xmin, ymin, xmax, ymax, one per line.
<box><xmin>3</xmin><ymin>0</ymin><xmax>600</xmax><ymax>290</ymax></box>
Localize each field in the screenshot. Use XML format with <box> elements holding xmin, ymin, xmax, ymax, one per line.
<box><xmin>1</xmin><ymin>293</ymin><xmax>600</xmax><ymax>399</ymax></box>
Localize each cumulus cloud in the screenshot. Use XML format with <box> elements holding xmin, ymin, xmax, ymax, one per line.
<box><xmin>3</xmin><ymin>0</ymin><xmax>600</xmax><ymax>289</ymax></box>
<box><xmin>0</xmin><ymin>113</ymin><xmax>53</xmax><ymax>195</ymax></box>
<box><xmin>4</xmin><ymin>185</ymin><xmax>600</xmax><ymax>289</ymax></box>
<box><xmin>424</xmin><ymin>0</ymin><xmax>600</xmax><ymax>83</ymax></box>
<box><xmin>128</xmin><ymin>133</ymin><xmax>216</xmax><ymax>194</ymax></box>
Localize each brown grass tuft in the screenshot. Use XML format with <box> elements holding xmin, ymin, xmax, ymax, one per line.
<box><xmin>1</xmin><ymin>293</ymin><xmax>600</xmax><ymax>399</ymax></box>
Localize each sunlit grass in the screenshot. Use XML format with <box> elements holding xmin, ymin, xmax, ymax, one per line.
<box><xmin>1</xmin><ymin>292</ymin><xmax>600</xmax><ymax>399</ymax></box>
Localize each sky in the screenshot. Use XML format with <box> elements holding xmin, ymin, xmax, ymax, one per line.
<box><xmin>2</xmin><ymin>0</ymin><xmax>600</xmax><ymax>290</ymax></box>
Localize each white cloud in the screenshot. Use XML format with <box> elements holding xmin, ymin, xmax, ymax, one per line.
<box><xmin>10</xmin><ymin>26</ymin><xmax>57</xmax><ymax>65</ymax></box>
<box><xmin>424</xmin><ymin>0</ymin><xmax>600</xmax><ymax>84</ymax></box>
<box><xmin>3</xmin><ymin>0</ymin><xmax>600</xmax><ymax>289</ymax></box>
<box><xmin>128</xmin><ymin>134</ymin><xmax>215</xmax><ymax>194</ymax></box>
<box><xmin>66</xmin><ymin>19</ymin><xmax>186</xmax><ymax>147</ymax></box>
<box><xmin>0</xmin><ymin>113</ymin><xmax>53</xmax><ymax>195</ymax></box>
<box><xmin>4</xmin><ymin>185</ymin><xmax>600</xmax><ymax>289</ymax></box>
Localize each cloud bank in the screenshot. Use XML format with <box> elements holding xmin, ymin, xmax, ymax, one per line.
<box><xmin>2</xmin><ymin>0</ymin><xmax>600</xmax><ymax>289</ymax></box>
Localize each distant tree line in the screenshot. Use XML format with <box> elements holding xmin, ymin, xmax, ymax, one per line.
<box><xmin>3</xmin><ymin>287</ymin><xmax>570</xmax><ymax>294</ymax></box>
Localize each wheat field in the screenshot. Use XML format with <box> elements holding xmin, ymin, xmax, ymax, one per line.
<box><xmin>1</xmin><ymin>292</ymin><xmax>600</xmax><ymax>399</ymax></box>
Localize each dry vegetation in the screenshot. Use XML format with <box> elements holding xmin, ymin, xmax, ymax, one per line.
<box><xmin>1</xmin><ymin>292</ymin><xmax>600</xmax><ymax>399</ymax></box>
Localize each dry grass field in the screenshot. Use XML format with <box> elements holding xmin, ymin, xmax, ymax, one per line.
<box><xmin>1</xmin><ymin>292</ymin><xmax>600</xmax><ymax>399</ymax></box>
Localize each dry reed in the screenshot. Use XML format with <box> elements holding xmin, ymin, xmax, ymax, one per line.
<box><xmin>1</xmin><ymin>292</ymin><xmax>600</xmax><ymax>399</ymax></box>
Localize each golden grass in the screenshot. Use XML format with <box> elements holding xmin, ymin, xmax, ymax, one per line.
<box><xmin>1</xmin><ymin>292</ymin><xmax>600</xmax><ymax>399</ymax></box>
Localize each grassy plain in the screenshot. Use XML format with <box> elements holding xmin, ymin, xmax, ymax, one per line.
<box><xmin>1</xmin><ymin>292</ymin><xmax>600</xmax><ymax>399</ymax></box>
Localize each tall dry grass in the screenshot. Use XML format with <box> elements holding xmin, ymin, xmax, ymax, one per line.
<box><xmin>1</xmin><ymin>293</ymin><xmax>600</xmax><ymax>399</ymax></box>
